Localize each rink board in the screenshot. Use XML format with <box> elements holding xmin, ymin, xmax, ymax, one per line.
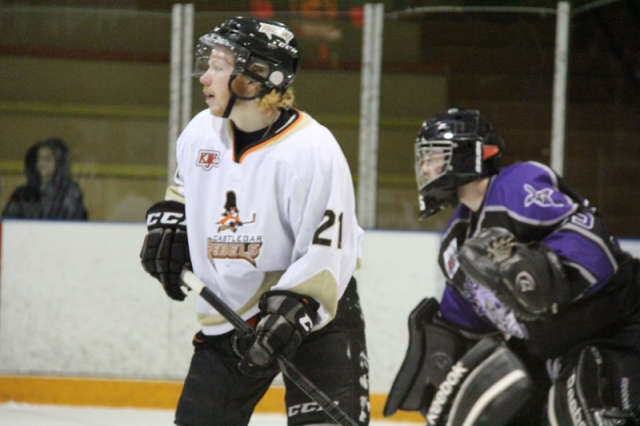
<box><xmin>1</xmin><ymin>220</ymin><xmax>638</xmax><ymax>422</ymax></box>
<box><xmin>0</xmin><ymin>221</ymin><xmax>441</xmax><ymax>422</ymax></box>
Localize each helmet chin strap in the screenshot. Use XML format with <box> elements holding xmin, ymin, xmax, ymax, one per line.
<box><xmin>222</xmin><ymin>93</ymin><xmax>236</xmax><ymax>119</ymax></box>
<box><xmin>222</xmin><ymin>75</ymin><xmax>240</xmax><ymax>118</ymax></box>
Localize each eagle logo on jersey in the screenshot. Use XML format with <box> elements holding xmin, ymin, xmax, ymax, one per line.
<box><xmin>196</xmin><ymin>150</ymin><xmax>221</xmax><ymax>170</ymax></box>
<box><xmin>216</xmin><ymin>191</ymin><xmax>256</xmax><ymax>232</ymax></box>
<box><xmin>523</xmin><ymin>184</ymin><xmax>564</xmax><ymax>208</ymax></box>
<box><xmin>208</xmin><ymin>191</ymin><xmax>263</xmax><ymax>267</ymax></box>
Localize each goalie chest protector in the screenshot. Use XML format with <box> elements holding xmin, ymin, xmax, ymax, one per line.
<box><xmin>438</xmin><ymin>162</ymin><xmax>640</xmax><ymax>359</ymax></box>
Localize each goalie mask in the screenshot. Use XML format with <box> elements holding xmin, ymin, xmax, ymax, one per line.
<box><xmin>193</xmin><ymin>17</ymin><xmax>300</xmax><ymax>117</ymax></box>
<box><xmin>415</xmin><ymin>108</ymin><xmax>504</xmax><ymax>219</ymax></box>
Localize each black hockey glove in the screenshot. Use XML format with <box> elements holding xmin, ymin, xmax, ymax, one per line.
<box><xmin>140</xmin><ymin>200</ymin><xmax>191</xmax><ymax>301</ymax></box>
<box><xmin>235</xmin><ymin>290</ymin><xmax>319</xmax><ymax>377</ymax></box>
<box><xmin>457</xmin><ymin>227</ymin><xmax>568</xmax><ymax>321</ymax></box>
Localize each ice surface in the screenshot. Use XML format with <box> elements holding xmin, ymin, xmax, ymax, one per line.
<box><xmin>0</xmin><ymin>402</ymin><xmax>419</xmax><ymax>426</ymax></box>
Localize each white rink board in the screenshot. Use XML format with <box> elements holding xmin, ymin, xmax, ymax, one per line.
<box><xmin>0</xmin><ymin>220</ymin><xmax>638</xmax><ymax>394</ymax></box>
<box><xmin>0</xmin><ymin>220</ymin><xmax>196</xmax><ymax>380</ymax></box>
<box><xmin>354</xmin><ymin>229</ymin><xmax>445</xmax><ymax>393</ymax></box>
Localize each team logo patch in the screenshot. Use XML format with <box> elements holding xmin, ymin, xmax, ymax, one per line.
<box><xmin>208</xmin><ymin>190</ymin><xmax>263</xmax><ymax>267</ymax></box>
<box><xmin>196</xmin><ymin>150</ymin><xmax>221</xmax><ymax>170</ymax></box>
<box><xmin>207</xmin><ymin>236</ymin><xmax>262</xmax><ymax>267</ymax></box>
<box><xmin>523</xmin><ymin>184</ymin><xmax>563</xmax><ymax>208</ymax></box>
<box><xmin>443</xmin><ymin>238</ymin><xmax>459</xmax><ymax>279</ymax></box>
<box><xmin>216</xmin><ymin>191</ymin><xmax>256</xmax><ymax>233</ymax></box>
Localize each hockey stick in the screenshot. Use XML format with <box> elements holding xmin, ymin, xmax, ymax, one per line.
<box><xmin>180</xmin><ymin>269</ymin><xmax>359</xmax><ymax>426</ymax></box>
<box><xmin>241</xmin><ymin>213</ymin><xmax>257</xmax><ymax>225</ymax></box>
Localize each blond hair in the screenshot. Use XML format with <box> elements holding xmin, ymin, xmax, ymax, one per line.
<box><xmin>258</xmin><ymin>88</ymin><xmax>295</xmax><ymax>113</ymax></box>
<box><xmin>231</xmin><ymin>71</ymin><xmax>296</xmax><ymax>113</ymax></box>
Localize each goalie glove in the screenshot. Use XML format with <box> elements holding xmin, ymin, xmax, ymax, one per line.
<box><xmin>457</xmin><ymin>227</ymin><xmax>568</xmax><ymax>321</ymax></box>
<box><xmin>235</xmin><ymin>290</ymin><xmax>319</xmax><ymax>377</ymax></box>
<box><xmin>140</xmin><ymin>200</ymin><xmax>191</xmax><ymax>301</ymax></box>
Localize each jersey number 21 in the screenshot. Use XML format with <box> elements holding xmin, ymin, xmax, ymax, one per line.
<box><xmin>313</xmin><ymin>210</ymin><xmax>343</xmax><ymax>249</ymax></box>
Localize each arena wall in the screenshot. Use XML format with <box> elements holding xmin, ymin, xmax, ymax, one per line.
<box><xmin>1</xmin><ymin>220</ymin><xmax>638</xmax><ymax>421</ymax></box>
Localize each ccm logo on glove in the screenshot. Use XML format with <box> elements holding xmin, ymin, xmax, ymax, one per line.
<box><xmin>146</xmin><ymin>211</ymin><xmax>186</xmax><ymax>226</ymax></box>
<box><xmin>140</xmin><ymin>200</ymin><xmax>191</xmax><ymax>301</ymax></box>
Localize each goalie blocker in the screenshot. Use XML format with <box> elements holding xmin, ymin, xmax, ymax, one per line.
<box><xmin>385</xmin><ymin>298</ymin><xmax>532</xmax><ymax>426</ymax></box>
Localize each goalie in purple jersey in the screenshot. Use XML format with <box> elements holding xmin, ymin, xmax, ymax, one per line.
<box><xmin>384</xmin><ymin>108</ymin><xmax>640</xmax><ymax>426</ymax></box>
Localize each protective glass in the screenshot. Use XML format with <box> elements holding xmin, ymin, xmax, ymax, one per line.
<box><xmin>193</xmin><ymin>34</ymin><xmax>274</xmax><ymax>88</ymax></box>
<box><xmin>192</xmin><ymin>33</ymin><xmax>243</xmax><ymax>77</ymax></box>
<box><xmin>415</xmin><ymin>139</ymin><xmax>454</xmax><ymax>190</ymax></box>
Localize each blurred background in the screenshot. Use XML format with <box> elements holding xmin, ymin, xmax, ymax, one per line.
<box><xmin>1</xmin><ymin>0</ymin><xmax>639</xmax><ymax>236</ymax></box>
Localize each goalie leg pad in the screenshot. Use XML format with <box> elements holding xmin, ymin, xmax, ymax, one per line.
<box><xmin>425</xmin><ymin>336</ymin><xmax>533</xmax><ymax>426</ymax></box>
<box><xmin>548</xmin><ymin>345</ymin><xmax>640</xmax><ymax>426</ymax></box>
<box><xmin>384</xmin><ymin>298</ymin><xmax>468</xmax><ymax>416</ymax></box>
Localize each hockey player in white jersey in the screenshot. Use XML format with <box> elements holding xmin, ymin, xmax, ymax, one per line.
<box><xmin>140</xmin><ymin>17</ymin><xmax>369</xmax><ymax>426</ymax></box>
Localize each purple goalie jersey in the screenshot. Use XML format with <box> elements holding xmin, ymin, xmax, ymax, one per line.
<box><xmin>437</xmin><ymin>161</ymin><xmax>639</xmax><ymax>358</ymax></box>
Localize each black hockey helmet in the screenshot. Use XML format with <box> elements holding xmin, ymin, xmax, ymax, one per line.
<box><xmin>415</xmin><ymin>108</ymin><xmax>504</xmax><ymax>219</ymax></box>
<box><xmin>194</xmin><ymin>17</ymin><xmax>300</xmax><ymax>98</ymax></box>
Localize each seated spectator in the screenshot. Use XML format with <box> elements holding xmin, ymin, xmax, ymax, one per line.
<box><xmin>2</xmin><ymin>137</ymin><xmax>88</xmax><ymax>220</ymax></box>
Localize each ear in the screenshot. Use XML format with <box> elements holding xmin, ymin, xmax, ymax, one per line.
<box><xmin>245</xmin><ymin>80</ymin><xmax>264</xmax><ymax>97</ymax></box>
<box><xmin>231</xmin><ymin>75</ymin><xmax>263</xmax><ymax>98</ymax></box>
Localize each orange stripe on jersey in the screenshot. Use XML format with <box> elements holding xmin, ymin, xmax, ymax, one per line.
<box><xmin>237</xmin><ymin>110</ymin><xmax>305</xmax><ymax>164</ymax></box>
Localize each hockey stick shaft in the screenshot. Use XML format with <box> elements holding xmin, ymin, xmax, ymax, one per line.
<box><xmin>180</xmin><ymin>270</ymin><xmax>359</xmax><ymax>426</ymax></box>
<box><xmin>242</xmin><ymin>213</ymin><xmax>257</xmax><ymax>225</ymax></box>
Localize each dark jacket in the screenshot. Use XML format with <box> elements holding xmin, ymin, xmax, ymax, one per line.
<box><xmin>2</xmin><ymin>138</ymin><xmax>88</xmax><ymax>220</ymax></box>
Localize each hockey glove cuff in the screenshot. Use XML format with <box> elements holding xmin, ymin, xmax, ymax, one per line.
<box><xmin>140</xmin><ymin>200</ymin><xmax>191</xmax><ymax>301</ymax></box>
<box><xmin>237</xmin><ymin>290</ymin><xmax>319</xmax><ymax>377</ymax></box>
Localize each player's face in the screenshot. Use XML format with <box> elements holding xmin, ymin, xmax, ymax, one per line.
<box><xmin>36</xmin><ymin>146</ymin><xmax>57</xmax><ymax>184</ymax></box>
<box><xmin>199</xmin><ymin>45</ymin><xmax>235</xmax><ymax>117</ymax></box>
<box><xmin>419</xmin><ymin>147</ymin><xmax>447</xmax><ymax>184</ymax></box>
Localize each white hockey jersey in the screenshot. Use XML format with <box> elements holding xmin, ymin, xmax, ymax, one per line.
<box><xmin>168</xmin><ymin>108</ymin><xmax>364</xmax><ymax>335</ymax></box>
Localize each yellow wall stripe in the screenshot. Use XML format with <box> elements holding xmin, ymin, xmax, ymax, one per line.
<box><xmin>0</xmin><ymin>160</ymin><xmax>167</xmax><ymax>179</ymax></box>
<box><xmin>0</xmin><ymin>102</ymin><xmax>168</xmax><ymax>120</ymax></box>
<box><xmin>0</xmin><ymin>160</ymin><xmax>416</xmax><ymax>187</ymax></box>
<box><xmin>0</xmin><ymin>102</ymin><xmax>422</xmax><ymax>130</ymax></box>
<box><xmin>0</xmin><ymin>375</ymin><xmax>423</xmax><ymax>423</ymax></box>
